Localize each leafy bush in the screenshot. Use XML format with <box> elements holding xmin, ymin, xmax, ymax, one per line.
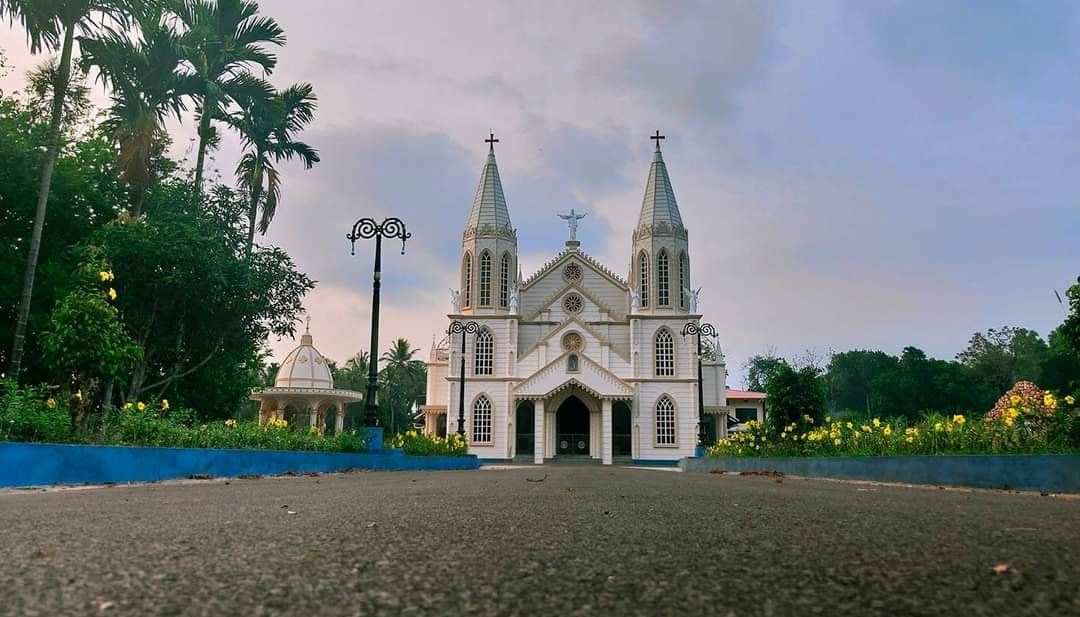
<box><xmin>388</xmin><ymin>430</ymin><xmax>468</xmax><ymax>456</ymax></box>
<box><xmin>0</xmin><ymin>381</ymin><xmax>72</xmax><ymax>443</ymax></box>
<box><xmin>99</xmin><ymin>404</ymin><xmax>366</xmax><ymax>452</ymax></box>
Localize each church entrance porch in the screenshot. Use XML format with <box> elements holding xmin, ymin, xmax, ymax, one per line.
<box><xmin>555</xmin><ymin>395</ymin><xmax>590</xmax><ymax>456</ymax></box>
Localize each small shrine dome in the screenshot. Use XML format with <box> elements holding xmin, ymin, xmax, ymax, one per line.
<box><xmin>275</xmin><ymin>332</ymin><xmax>334</xmax><ymax>389</ymax></box>
<box><xmin>250</xmin><ymin>319</ymin><xmax>362</xmax><ymax>433</ymax></box>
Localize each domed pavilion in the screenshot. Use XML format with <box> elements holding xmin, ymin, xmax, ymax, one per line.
<box><xmin>250</xmin><ymin>323</ymin><xmax>363</xmax><ymax>433</ymax></box>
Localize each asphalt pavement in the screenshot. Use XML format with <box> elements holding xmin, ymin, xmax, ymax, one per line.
<box><xmin>0</xmin><ymin>465</ymin><xmax>1077</xmax><ymax>617</ymax></box>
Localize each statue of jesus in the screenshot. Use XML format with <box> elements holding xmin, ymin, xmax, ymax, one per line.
<box><xmin>557</xmin><ymin>209</ymin><xmax>587</xmax><ymax>241</ymax></box>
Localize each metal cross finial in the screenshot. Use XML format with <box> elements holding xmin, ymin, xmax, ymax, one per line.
<box><xmin>651</xmin><ymin>129</ymin><xmax>665</xmax><ymax>151</ymax></box>
<box><xmin>485</xmin><ymin>131</ymin><xmax>499</xmax><ymax>152</ymax></box>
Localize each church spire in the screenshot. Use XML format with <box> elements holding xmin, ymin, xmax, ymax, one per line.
<box><xmin>465</xmin><ymin>132</ymin><xmax>512</xmax><ymax>232</ymax></box>
<box><xmin>637</xmin><ymin>131</ymin><xmax>683</xmax><ymax>230</ymax></box>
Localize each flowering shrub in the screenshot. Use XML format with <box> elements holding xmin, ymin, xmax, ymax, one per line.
<box><xmin>388</xmin><ymin>430</ymin><xmax>468</xmax><ymax>456</ymax></box>
<box><xmin>709</xmin><ymin>387</ymin><xmax>1079</xmax><ymax>458</ymax></box>
<box><xmin>0</xmin><ymin>381</ymin><xmax>72</xmax><ymax>443</ymax></box>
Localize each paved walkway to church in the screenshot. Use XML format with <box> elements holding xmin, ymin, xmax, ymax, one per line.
<box><xmin>1</xmin><ymin>466</ymin><xmax>1077</xmax><ymax>616</ymax></box>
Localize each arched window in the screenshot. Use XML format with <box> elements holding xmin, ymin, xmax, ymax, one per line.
<box><xmin>499</xmin><ymin>252</ymin><xmax>511</xmax><ymax>308</ymax></box>
<box><xmin>679</xmin><ymin>252</ymin><xmax>689</xmax><ymax>310</ymax></box>
<box><xmin>657</xmin><ymin>249</ymin><xmax>670</xmax><ymax>307</ymax></box>
<box><xmin>462</xmin><ymin>252</ymin><xmax>473</xmax><ymax>309</ymax></box>
<box><xmin>479</xmin><ymin>250</ymin><xmax>492</xmax><ymax>306</ymax></box>
<box><xmin>638</xmin><ymin>251</ymin><xmax>650</xmax><ymax>308</ymax></box>
<box><xmin>654</xmin><ymin>328</ymin><xmax>674</xmax><ymax>376</ymax></box>
<box><xmin>474</xmin><ymin>328</ymin><xmax>493</xmax><ymax>375</ymax></box>
<box><xmin>655</xmin><ymin>395</ymin><xmax>676</xmax><ymax>446</ymax></box>
<box><xmin>472</xmin><ymin>395</ymin><xmax>492</xmax><ymax>443</ymax></box>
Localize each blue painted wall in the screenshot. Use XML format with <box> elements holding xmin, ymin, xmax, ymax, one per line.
<box><xmin>681</xmin><ymin>455</ymin><xmax>1080</xmax><ymax>493</ymax></box>
<box><xmin>0</xmin><ymin>442</ymin><xmax>479</xmax><ymax>488</ymax></box>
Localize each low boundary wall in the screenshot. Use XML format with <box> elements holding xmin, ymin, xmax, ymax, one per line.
<box><xmin>0</xmin><ymin>442</ymin><xmax>480</xmax><ymax>488</ymax></box>
<box><xmin>680</xmin><ymin>454</ymin><xmax>1080</xmax><ymax>493</ymax></box>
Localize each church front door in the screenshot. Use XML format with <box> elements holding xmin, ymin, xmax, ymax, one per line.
<box><xmin>555</xmin><ymin>395</ymin><xmax>590</xmax><ymax>455</ymax></box>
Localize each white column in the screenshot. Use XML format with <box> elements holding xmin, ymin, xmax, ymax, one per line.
<box><xmin>547</xmin><ymin>409</ymin><xmax>556</xmax><ymax>456</ymax></box>
<box><xmin>601</xmin><ymin>399</ymin><xmax>613</xmax><ymax>465</ymax></box>
<box><xmin>533</xmin><ymin>399</ymin><xmax>545</xmax><ymax>464</ymax></box>
<box><xmin>590</xmin><ymin>412</ymin><xmax>599</xmax><ymax>458</ymax></box>
<box><xmin>335</xmin><ymin>407</ymin><xmax>344</xmax><ymax>433</ymax></box>
<box><xmin>308</xmin><ymin>407</ymin><xmax>318</xmax><ymax>430</ymax></box>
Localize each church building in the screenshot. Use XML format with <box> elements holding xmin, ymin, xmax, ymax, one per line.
<box><xmin>421</xmin><ymin>134</ymin><xmax>761</xmax><ymax>464</ymax></box>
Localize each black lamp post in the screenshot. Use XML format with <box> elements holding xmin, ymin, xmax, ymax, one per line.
<box><xmin>447</xmin><ymin>320</ymin><xmax>479</xmax><ymax>437</ymax></box>
<box><xmin>682</xmin><ymin>321</ymin><xmax>717</xmax><ymax>448</ymax></box>
<box><xmin>348</xmin><ymin>217</ymin><xmax>411</xmax><ymax>427</ymax></box>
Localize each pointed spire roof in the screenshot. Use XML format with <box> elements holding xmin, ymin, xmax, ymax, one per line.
<box><xmin>637</xmin><ymin>137</ymin><xmax>684</xmax><ymax>229</ymax></box>
<box><xmin>465</xmin><ymin>135</ymin><xmax>512</xmax><ymax>231</ymax></box>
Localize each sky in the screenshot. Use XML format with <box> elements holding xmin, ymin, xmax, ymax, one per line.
<box><xmin>2</xmin><ymin>1</ymin><xmax>1079</xmax><ymax>385</ymax></box>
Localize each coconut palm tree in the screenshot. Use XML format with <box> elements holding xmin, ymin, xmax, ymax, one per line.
<box><xmin>174</xmin><ymin>0</ymin><xmax>283</xmax><ymax>193</ymax></box>
<box><xmin>80</xmin><ymin>10</ymin><xmax>197</xmax><ymax>215</ymax></box>
<box><xmin>226</xmin><ymin>82</ymin><xmax>319</xmax><ymax>257</ymax></box>
<box><xmin>379</xmin><ymin>339</ymin><xmax>425</xmax><ymax>434</ymax></box>
<box><xmin>1</xmin><ymin>0</ymin><xmax>140</xmax><ymax>380</ymax></box>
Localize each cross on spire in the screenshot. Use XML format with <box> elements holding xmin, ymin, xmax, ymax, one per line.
<box><xmin>305</xmin><ymin>315</ymin><xmax>310</xmax><ymax>334</ymax></box>
<box><xmin>485</xmin><ymin>131</ymin><xmax>499</xmax><ymax>152</ymax></box>
<box><xmin>650</xmin><ymin>129</ymin><xmax>665</xmax><ymax>152</ymax></box>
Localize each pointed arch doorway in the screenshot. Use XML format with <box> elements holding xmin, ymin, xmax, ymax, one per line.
<box><xmin>556</xmin><ymin>395</ymin><xmax>590</xmax><ymax>456</ymax></box>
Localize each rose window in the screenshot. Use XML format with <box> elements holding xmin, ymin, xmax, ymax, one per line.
<box><xmin>562</xmin><ymin>293</ymin><xmax>583</xmax><ymax>314</ymax></box>
<box><xmin>563</xmin><ymin>263</ymin><xmax>582</xmax><ymax>282</ymax></box>
<box><xmin>562</xmin><ymin>332</ymin><xmax>584</xmax><ymax>352</ymax></box>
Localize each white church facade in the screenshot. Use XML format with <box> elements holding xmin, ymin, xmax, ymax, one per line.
<box><xmin>421</xmin><ymin>134</ymin><xmax>763</xmax><ymax>464</ymax></box>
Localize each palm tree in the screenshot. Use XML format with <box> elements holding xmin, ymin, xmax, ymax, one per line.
<box><xmin>80</xmin><ymin>10</ymin><xmax>197</xmax><ymax>215</ymax></box>
<box><xmin>1</xmin><ymin>0</ymin><xmax>139</xmax><ymax>380</ymax></box>
<box><xmin>174</xmin><ymin>0</ymin><xmax>283</xmax><ymax>193</ymax></box>
<box><xmin>226</xmin><ymin>82</ymin><xmax>319</xmax><ymax>257</ymax></box>
<box><xmin>379</xmin><ymin>339</ymin><xmax>425</xmax><ymax>434</ymax></box>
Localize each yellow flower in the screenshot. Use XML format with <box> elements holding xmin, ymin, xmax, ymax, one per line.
<box><xmin>934</xmin><ymin>422</ymin><xmax>943</xmax><ymax>432</ymax></box>
<box><xmin>846</xmin><ymin>422</ymin><xmax>854</xmax><ymax>430</ymax></box>
<box><xmin>107</xmin><ymin>287</ymin><xmax>117</xmax><ymax>301</ymax></box>
<box><xmin>1066</xmin><ymin>395</ymin><xmax>1075</xmax><ymax>405</ymax></box>
<box><xmin>74</xmin><ymin>389</ymin><xmax>83</xmax><ymax>402</ymax></box>
<box><xmin>123</xmin><ymin>402</ymin><xmax>134</xmax><ymax>411</ymax></box>
<box><xmin>99</xmin><ymin>271</ymin><xmax>110</xmax><ymax>282</ymax></box>
<box><xmin>872</xmin><ymin>418</ymin><xmax>881</xmax><ymax>428</ymax></box>
<box><xmin>225</xmin><ymin>419</ymin><xmax>237</xmax><ymax>428</ymax></box>
<box><xmin>161</xmin><ymin>399</ymin><xmax>170</xmax><ymax>411</ymax></box>
<box><xmin>952</xmin><ymin>414</ymin><xmax>965</xmax><ymax>425</ymax></box>
<box><xmin>46</xmin><ymin>398</ymin><xmax>57</xmax><ymax>409</ymax></box>
<box><xmin>1005</xmin><ymin>407</ymin><xmax>1019</xmax><ymax>419</ymax></box>
<box><xmin>861</xmin><ymin>425</ymin><xmax>871</xmax><ymax>433</ymax></box>
<box><xmin>1004</xmin><ymin>417</ymin><xmax>1015</xmax><ymax>427</ymax></box>
<box><xmin>905</xmin><ymin>436</ymin><xmax>914</xmax><ymax>443</ymax></box>
<box><xmin>833</xmin><ymin>438</ymin><xmax>841</xmax><ymax>446</ymax></box>
<box><xmin>136</xmin><ymin>402</ymin><xmax>146</xmax><ymax>412</ymax></box>
<box><xmin>825</xmin><ymin>416</ymin><xmax>832</xmax><ymax>423</ymax></box>
<box><xmin>1009</xmin><ymin>394</ymin><xmax>1021</xmax><ymax>405</ymax></box>
<box><xmin>883</xmin><ymin>425</ymin><xmax>893</xmax><ymax>436</ymax></box>
<box><xmin>1043</xmin><ymin>394</ymin><xmax>1057</xmax><ymax>409</ymax></box>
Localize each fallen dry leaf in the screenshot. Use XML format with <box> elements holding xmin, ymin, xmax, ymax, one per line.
<box><xmin>991</xmin><ymin>563</ymin><xmax>1011</xmax><ymax>575</ymax></box>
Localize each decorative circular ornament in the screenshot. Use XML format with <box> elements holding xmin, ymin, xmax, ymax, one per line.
<box><xmin>562</xmin><ymin>293</ymin><xmax>584</xmax><ymax>314</ymax></box>
<box><xmin>562</xmin><ymin>332</ymin><xmax>584</xmax><ymax>352</ymax></box>
<box><xmin>297</xmin><ymin>355</ymin><xmax>308</xmax><ymax>364</ymax></box>
<box><xmin>577</xmin><ymin>440</ymin><xmax>586</xmax><ymax>450</ymax></box>
<box><xmin>563</xmin><ymin>263</ymin><xmax>582</xmax><ymax>282</ymax></box>
<box><xmin>560</xmin><ymin>440</ymin><xmax>569</xmax><ymax>449</ymax></box>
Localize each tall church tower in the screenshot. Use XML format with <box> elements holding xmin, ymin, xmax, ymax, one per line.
<box><xmin>629</xmin><ymin>132</ymin><xmax>692</xmax><ymax>314</ymax></box>
<box><xmin>459</xmin><ymin>134</ymin><xmax>517</xmax><ymax>315</ymax></box>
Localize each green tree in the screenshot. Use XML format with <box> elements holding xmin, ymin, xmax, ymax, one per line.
<box><xmin>744</xmin><ymin>352</ymin><xmax>787</xmax><ymax>393</ymax></box>
<box><xmin>79</xmin><ymin>8</ymin><xmax>197</xmax><ymax>215</ymax></box>
<box><xmin>2</xmin><ymin>0</ymin><xmax>140</xmax><ymax>379</ymax></box>
<box><xmin>0</xmin><ymin>94</ymin><xmax>129</xmax><ymax>382</ymax></box>
<box><xmin>764</xmin><ymin>362</ymin><xmax>826</xmax><ymax>435</ymax></box>
<box><xmin>378</xmin><ymin>339</ymin><xmax>425</xmax><ymax>435</ymax></box>
<box><xmin>174</xmin><ymin>0</ymin><xmax>283</xmax><ymax>192</ymax></box>
<box><xmin>1061</xmin><ymin>279</ymin><xmax>1080</xmax><ymax>358</ymax></box>
<box><xmin>331</xmin><ymin>351</ymin><xmax>369</xmax><ymax>429</ymax></box>
<box><xmin>826</xmin><ymin>349</ymin><xmax>898</xmax><ymax>415</ymax></box>
<box><xmin>226</xmin><ymin>82</ymin><xmax>319</xmax><ymax>256</ymax></box>
<box><xmin>957</xmin><ymin>326</ymin><xmax>1047</xmax><ymax>405</ymax></box>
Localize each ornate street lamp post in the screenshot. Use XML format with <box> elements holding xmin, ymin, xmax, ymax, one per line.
<box><xmin>447</xmin><ymin>320</ymin><xmax>479</xmax><ymax>437</ymax></box>
<box><xmin>682</xmin><ymin>321</ymin><xmax>717</xmax><ymax>449</ymax></box>
<box><xmin>348</xmin><ymin>217</ymin><xmax>411</xmax><ymax>428</ymax></box>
